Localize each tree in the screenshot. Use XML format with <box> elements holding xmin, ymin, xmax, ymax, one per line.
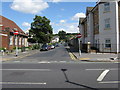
<box><xmin>29</xmin><ymin>15</ymin><xmax>53</xmax><ymax>43</ymax></box>
<box><xmin>58</xmin><ymin>30</ymin><xmax>67</xmax><ymax>41</ymax></box>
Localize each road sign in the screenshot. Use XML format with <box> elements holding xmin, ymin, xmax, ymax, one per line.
<box><xmin>77</xmin><ymin>33</ymin><xmax>82</xmax><ymax>38</ymax></box>
<box><xmin>14</xmin><ymin>31</ymin><xmax>18</xmax><ymax>35</ymax></box>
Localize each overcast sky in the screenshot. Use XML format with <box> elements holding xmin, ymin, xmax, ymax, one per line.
<box><xmin>1</xmin><ymin>0</ymin><xmax>96</xmax><ymax>34</ymax></box>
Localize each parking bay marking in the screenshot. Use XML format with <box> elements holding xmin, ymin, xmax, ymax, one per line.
<box><xmin>97</xmin><ymin>69</ymin><xmax>110</xmax><ymax>82</ymax></box>
<box><xmin>99</xmin><ymin>81</ymin><xmax>120</xmax><ymax>84</ymax></box>
<box><xmin>86</xmin><ymin>68</ymin><xmax>118</xmax><ymax>71</ymax></box>
<box><xmin>0</xmin><ymin>82</ymin><xmax>46</xmax><ymax>85</ymax></box>
<box><xmin>86</xmin><ymin>69</ymin><xmax>118</xmax><ymax>82</ymax></box>
<box><xmin>0</xmin><ymin>69</ymin><xmax>51</xmax><ymax>71</ymax></box>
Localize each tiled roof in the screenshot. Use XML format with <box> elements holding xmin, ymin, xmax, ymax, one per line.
<box><xmin>0</xmin><ymin>15</ymin><xmax>25</xmax><ymax>35</ymax></box>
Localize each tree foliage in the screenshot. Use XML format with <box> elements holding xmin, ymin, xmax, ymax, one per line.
<box><xmin>28</xmin><ymin>15</ymin><xmax>53</xmax><ymax>43</ymax></box>
<box><xmin>58</xmin><ymin>30</ymin><xmax>67</xmax><ymax>41</ymax></box>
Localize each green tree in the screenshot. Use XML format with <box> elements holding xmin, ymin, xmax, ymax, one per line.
<box><xmin>29</xmin><ymin>15</ymin><xmax>53</xmax><ymax>43</ymax></box>
<box><xmin>58</xmin><ymin>30</ymin><xmax>67</xmax><ymax>41</ymax></box>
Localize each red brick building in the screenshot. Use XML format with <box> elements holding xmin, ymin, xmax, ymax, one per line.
<box><xmin>0</xmin><ymin>16</ymin><xmax>28</xmax><ymax>50</ymax></box>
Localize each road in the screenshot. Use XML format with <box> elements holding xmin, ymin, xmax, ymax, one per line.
<box><xmin>1</xmin><ymin>45</ymin><xmax>120</xmax><ymax>89</ymax></box>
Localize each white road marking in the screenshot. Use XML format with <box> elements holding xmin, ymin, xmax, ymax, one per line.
<box><xmin>59</xmin><ymin>61</ymin><xmax>67</xmax><ymax>63</ymax></box>
<box><xmin>0</xmin><ymin>82</ymin><xmax>46</xmax><ymax>85</ymax></box>
<box><xmin>97</xmin><ymin>69</ymin><xmax>110</xmax><ymax>82</ymax></box>
<box><xmin>14</xmin><ymin>61</ymin><xmax>20</xmax><ymax>62</ymax></box>
<box><xmin>38</xmin><ymin>61</ymin><xmax>50</xmax><ymax>63</ymax></box>
<box><xmin>0</xmin><ymin>69</ymin><xmax>51</xmax><ymax>71</ymax></box>
<box><xmin>99</xmin><ymin>81</ymin><xmax>120</xmax><ymax>84</ymax></box>
<box><xmin>86</xmin><ymin>68</ymin><xmax>118</xmax><ymax>71</ymax></box>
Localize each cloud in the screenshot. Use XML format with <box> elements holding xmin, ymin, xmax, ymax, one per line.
<box><xmin>66</xmin><ymin>24</ymin><xmax>79</xmax><ymax>33</ymax></box>
<box><xmin>51</xmin><ymin>0</ymin><xmax>61</xmax><ymax>3</ymax></box>
<box><xmin>10</xmin><ymin>0</ymin><xmax>49</xmax><ymax>14</ymax></box>
<box><xmin>60</xmin><ymin>20</ymin><xmax>66</xmax><ymax>23</ymax></box>
<box><xmin>72</xmin><ymin>13</ymin><xmax>86</xmax><ymax>21</ymax></box>
<box><xmin>22</xmin><ymin>22</ymin><xmax>30</xmax><ymax>27</ymax></box>
<box><xmin>25</xmin><ymin>28</ymin><xmax>31</xmax><ymax>33</ymax></box>
<box><xmin>56</xmin><ymin>23</ymin><xmax>79</xmax><ymax>33</ymax></box>
<box><xmin>61</xmin><ymin>8</ymin><xmax>65</xmax><ymax>11</ymax></box>
<box><xmin>57</xmin><ymin>28</ymin><xmax>66</xmax><ymax>32</ymax></box>
<box><xmin>50</xmin><ymin>22</ymin><xmax>55</xmax><ymax>25</ymax></box>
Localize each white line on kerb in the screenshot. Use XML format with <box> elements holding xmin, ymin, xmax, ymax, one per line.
<box><xmin>0</xmin><ymin>69</ymin><xmax>51</xmax><ymax>71</ymax></box>
<box><xmin>97</xmin><ymin>69</ymin><xmax>110</xmax><ymax>82</ymax></box>
<box><xmin>0</xmin><ymin>82</ymin><xmax>46</xmax><ymax>85</ymax></box>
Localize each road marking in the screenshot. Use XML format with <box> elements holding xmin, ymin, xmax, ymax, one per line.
<box><xmin>0</xmin><ymin>69</ymin><xmax>51</xmax><ymax>71</ymax></box>
<box><xmin>80</xmin><ymin>58</ymin><xmax>90</xmax><ymax>60</ymax></box>
<box><xmin>38</xmin><ymin>61</ymin><xmax>51</xmax><ymax>63</ymax></box>
<box><xmin>59</xmin><ymin>61</ymin><xmax>67</xmax><ymax>63</ymax></box>
<box><xmin>0</xmin><ymin>82</ymin><xmax>46</xmax><ymax>85</ymax></box>
<box><xmin>86</xmin><ymin>68</ymin><xmax>118</xmax><ymax>71</ymax></box>
<box><xmin>14</xmin><ymin>61</ymin><xmax>21</xmax><ymax>62</ymax></box>
<box><xmin>69</xmin><ymin>53</ymin><xmax>76</xmax><ymax>60</ymax></box>
<box><xmin>99</xmin><ymin>81</ymin><xmax>120</xmax><ymax>84</ymax></box>
<box><xmin>97</xmin><ymin>69</ymin><xmax>110</xmax><ymax>82</ymax></box>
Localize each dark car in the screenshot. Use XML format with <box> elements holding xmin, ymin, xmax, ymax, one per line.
<box><xmin>55</xmin><ymin>43</ymin><xmax>59</xmax><ymax>47</ymax></box>
<box><xmin>40</xmin><ymin>44</ymin><xmax>49</xmax><ymax>51</ymax></box>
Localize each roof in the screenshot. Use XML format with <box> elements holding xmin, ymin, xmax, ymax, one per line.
<box><xmin>86</xmin><ymin>7</ymin><xmax>94</xmax><ymax>15</ymax></box>
<box><xmin>97</xmin><ymin>0</ymin><xmax>119</xmax><ymax>3</ymax></box>
<box><xmin>0</xmin><ymin>15</ymin><xmax>25</xmax><ymax>35</ymax></box>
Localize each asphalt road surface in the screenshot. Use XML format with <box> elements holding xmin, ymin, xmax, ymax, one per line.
<box><xmin>1</xmin><ymin>45</ymin><xmax>120</xmax><ymax>89</ymax></box>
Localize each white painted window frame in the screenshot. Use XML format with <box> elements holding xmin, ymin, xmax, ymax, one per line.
<box><xmin>104</xmin><ymin>3</ymin><xmax>110</xmax><ymax>12</ymax></box>
<box><xmin>105</xmin><ymin>39</ymin><xmax>111</xmax><ymax>48</ymax></box>
<box><xmin>9</xmin><ymin>36</ymin><xmax>13</xmax><ymax>45</ymax></box>
<box><xmin>104</xmin><ymin>18</ymin><xmax>111</xmax><ymax>29</ymax></box>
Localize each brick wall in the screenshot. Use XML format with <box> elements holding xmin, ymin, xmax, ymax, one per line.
<box><xmin>0</xmin><ymin>16</ymin><xmax>28</xmax><ymax>50</ymax></box>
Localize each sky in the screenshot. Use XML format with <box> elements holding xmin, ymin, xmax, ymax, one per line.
<box><xmin>1</xmin><ymin>0</ymin><xmax>96</xmax><ymax>34</ymax></box>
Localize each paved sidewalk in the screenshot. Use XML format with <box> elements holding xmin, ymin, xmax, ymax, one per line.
<box><xmin>0</xmin><ymin>49</ymin><xmax>40</xmax><ymax>61</ymax></box>
<box><xmin>66</xmin><ymin>46</ymin><xmax>119</xmax><ymax>62</ymax></box>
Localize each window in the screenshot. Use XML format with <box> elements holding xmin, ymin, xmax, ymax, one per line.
<box><xmin>15</xmin><ymin>37</ymin><xmax>17</xmax><ymax>45</ymax></box>
<box><xmin>105</xmin><ymin>39</ymin><xmax>111</xmax><ymax>48</ymax></box>
<box><xmin>19</xmin><ymin>38</ymin><xmax>21</xmax><ymax>45</ymax></box>
<box><xmin>105</xmin><ymin>18</ymin><xmax>110</xmax><ymax>29</ymax></box>
<box><xmin>9</xmin><ymin>36</ymin><xmax>13</xmax><ymax>45</ymax></box>
<box><xmin>22</xmin><ymin>38</ymin><xmax>24</xmax><ymax>45</ymax></box>
<box><xmin>104</xmin><ymin>3</ymin><xmax>110</xmax><ymax>12</ymax></box>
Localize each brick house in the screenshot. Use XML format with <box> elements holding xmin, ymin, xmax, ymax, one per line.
<box><xmin>79</xmin><ymin>0</ymin><xmax>120</xmax><ymax>53</ymax></box>
<box><xmin>0</xmin><ymin>16</ymin><xmax>28</xmax><ymax>51</ymax></box>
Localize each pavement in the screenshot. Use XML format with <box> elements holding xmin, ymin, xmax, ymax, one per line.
<box><xmin>0</xmin><ymin>49</ymin><xmax>40</xmax><ymax>62</ymax></box>
<box><xmin>66</xmin><ymin>46</ymin><xmax>120</xmax><ymax>62</ymax></box>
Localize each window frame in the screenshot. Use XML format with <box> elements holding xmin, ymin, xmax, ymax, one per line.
<box><xmin>104</xmin><ymin>18</ymin><xmax>111</xmax><ymax>29</ymax></box>
<box><xmin>104</xmin><ymin>3</ymin><xmax>110</xmax><ymax>12</ymax></box>
<box><xmin>105</xmin><ymin>39</ymin><xmax>111</xmax><ymax>48</ymax></box>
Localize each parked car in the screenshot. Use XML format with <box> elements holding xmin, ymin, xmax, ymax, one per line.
<box><xmin>47</xmin><ymin>45</ymin><xmax>51</xmax><ymax>50</ymax></box>
<box><xmin>40</xmin><ymin>44</ymin><xmax>49</xmax><ymax>51</ymax></box>
<box><xmin>50</xmin><ymin>45</ymin><xmax>55</xmax><ymax>49</ymax></box>
<box><xmin>55</xmin><ymin>43</ymin><xmax>59</xmax><ymax>47</ymax></box>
